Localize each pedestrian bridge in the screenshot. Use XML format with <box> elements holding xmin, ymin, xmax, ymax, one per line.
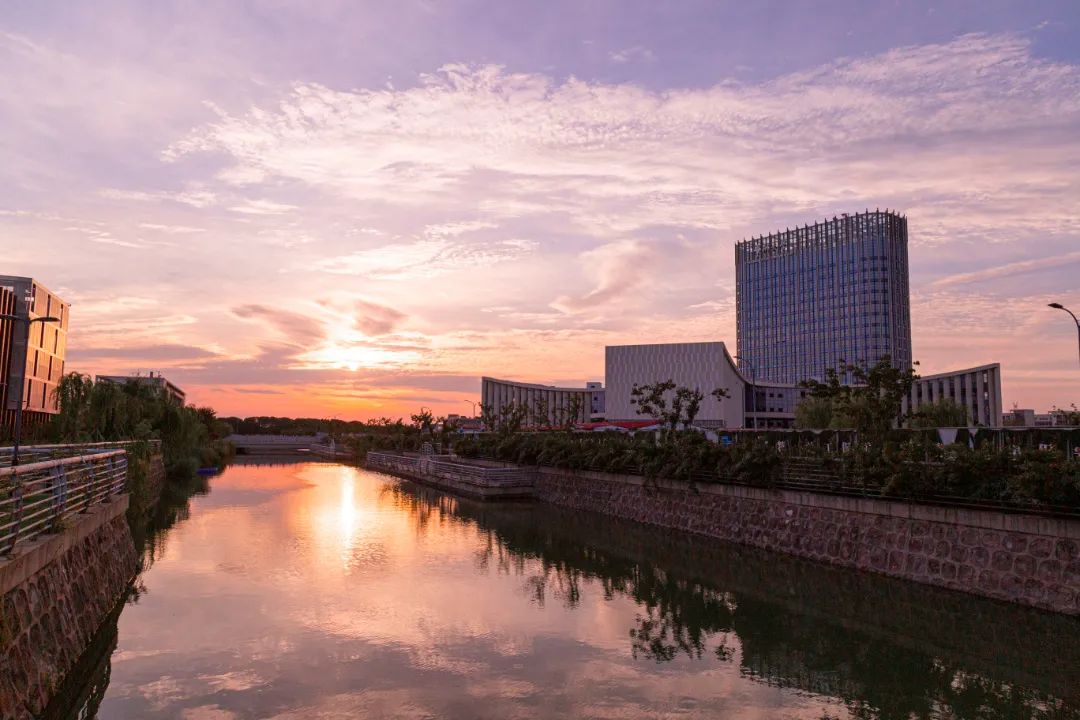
<box><xmin>227</xmin><ymin>435</ymin><xmax>321</xmax><ymax>455</ymax></box>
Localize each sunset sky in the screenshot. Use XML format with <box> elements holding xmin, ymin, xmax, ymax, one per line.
<box><xmin>2</xmin><ymin>1</ymin><xmax>1079</xmax><ymax>419</ymax></box>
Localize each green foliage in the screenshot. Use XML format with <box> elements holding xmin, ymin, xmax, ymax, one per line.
<box><xmin>452</xmin><ymin>428</ymin><xmax>1080</xmax><ymax>510</ymax></box>
<box><xmin>479</xmin><ymin>401</ymin><xmax>528</xmax><ymax>439</ymax></box>
<box><xmin>909</xmin><ymin>398</ymin><xmax>970</xmax><ymax>428</ymax></box>
<box><xmin>1050</xmin><ymin>404</ymin><xmax>1080</xmax><ymax>426</ymax></box>
<box><xmin>347</xmin><ymin>420</ymin><xmax>423</xmax><ymax>460</ymax></box>
<box><xmin>630</xmin><ymin>380</ymin><xmax>730</xmax><ymax>438</ymax></box>
<box><xmin>794</xmin><ymin>396</ymin><xmax>835</xmax><ymax>430</ymax></box>
<box><xmin>50</xmin><ymin>372</ymin><xmax>233</xmax><ymax>479</ymax></box>
<box><xmin>800</xmin><ymin>355</ymin><xmax>919</xmax><ymax>440</ymax></box>
<box><xmin>222</xmin><ymin>415</ymin><xmax>366</xmax><ymax>437</ymax></box>
<box><xmin>410</xmin><ymin>409</ymin><xmax>436</xmax><ymax>435</ymax></box>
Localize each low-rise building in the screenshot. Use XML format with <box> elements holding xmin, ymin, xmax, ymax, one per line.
<box><xmin>605</xmin><ymin>342</ymin><xmax>751</xmax><ymax>429</ymax></box>
<box><xmin>902</xmin><ymin>363</ymin><xmax>1002</xmax><ymax>427</ymax></box>
<box><xmin>480</xmin><ymin>377</ymin><xmax>603</xmax><ymax>427</ymax></box>
<box><xmin>96</xmin><ymin>371</ymin><xmax>186</xmax><ymax>405</ymax></box>
<box><xmin>1003</xmin><ymin>408</ymin><xmax>1078</xmax><ymax>427</ymax></box>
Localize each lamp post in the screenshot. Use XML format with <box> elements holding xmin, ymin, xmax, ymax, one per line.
<box><xmin>1048</xmin><ymin>303</ymin><xmax>1080</xmax><ymax>367</ymax></box>
<box><xmin>734</xmin><ymin>355</ymin><xmax>757</xmax><ymax>430</ymax></box>
<box><xmin>1</xmin><ymin>312</ymin><xmax>60</xmax><ymax>467</ymax></box>
<box><xmin>462</xmin><ymin>399</ymin><xmax>478</xmax><ymax>417</ymax></box>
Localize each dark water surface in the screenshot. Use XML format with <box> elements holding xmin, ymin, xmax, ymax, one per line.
<box><xmin>54</xmin><ymin>461</ymin><xmax>1080</xmax><ymax>719</ymax></box>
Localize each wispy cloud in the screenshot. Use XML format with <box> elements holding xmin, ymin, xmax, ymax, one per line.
<box><xmin>552</xmin><ymin>240</ymin><xmax>657</xmax><ymax>313</ymax></box>
<box><xmin>231</xmin><ymin>304</ymin><xmax>326</xmax><ymax>345</ymax></box>
<box><xmin>608</xmin><ymin>46</ymin><xmax>655</xmax><ymax>64</ymax></box>
<box><xmin>314</xmin><ymin>237</ymin><xmax>536</xmax><ymax>279</ymax></box>
<box><xmin>355</xmin><ymin>300</ymin><xmax>407</xmax><ymax>336</ymax></box>
<box><xmin>228</xmin><ymin>199</ymin><xmax>297</xmax><ymax>215</ymax></box>
<box><xmin>931</xmin><ymin>250</ymin><xmax>1080</xmax><ymax>287</ymax></box>
<box><xmin>100</xmin><ymin>188</ymin><xmax>219</xmax><ymax>208</ymax></box>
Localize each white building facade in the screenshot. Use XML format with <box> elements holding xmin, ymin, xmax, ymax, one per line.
<box><xmin>902</xmin><ymin>363</ymin><xmax>1003</xmax><ymax>427</ymax></box>
<box><xmin>604</xmin><ymin>342</ymin><xmax>747</xmax><ymax>428</ymax></box>
<box><xmin>481</xmin><ymin>377</ymin><xmax>602</xmax><ymax>426</ymax></box>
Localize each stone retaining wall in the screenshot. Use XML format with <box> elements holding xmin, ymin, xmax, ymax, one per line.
<box><xmin>534</xmin><ymin>468</ymin><xmax>1080</xmax><ymax>615</ymax></box>
<box><xmin>0</xmin><ymin>496</ymin><xmax>137</xmax><ymax>719</ymax></box>
<box><xmin>147</xmin><ymin>453</ymin><xmax>166</xmax><ymax>507</ymax></box>
<box><xmin>367</xmin><ymin>453</ymin><xmax>535</xmax><ymax>500</ymax></box>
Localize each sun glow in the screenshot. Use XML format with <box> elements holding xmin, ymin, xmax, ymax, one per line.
<box><xmin>299</xmin><ymin>342</ymin><xmax>421</xmax><ymax>371</ymax></box>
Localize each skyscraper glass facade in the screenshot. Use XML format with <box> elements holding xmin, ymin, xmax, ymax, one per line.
<box><xmin>735</xmin><ymin>210</ymin><xmax>912</xmax><ymax>384</ymax></box>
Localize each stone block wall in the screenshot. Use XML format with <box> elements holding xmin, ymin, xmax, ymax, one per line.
<box><xmin>367</xmin><ymin>453</ymin><xmax>535</xmax><ymax>501</ymax></box>
<box><xmin>535</xmin><ymin>468</ymin><xmax>1080</xmax><ymax>615</ymax></box>
<box><xmin>0</xmin><ymin>498</ymin><xmax>137</xmax><ymax>719</ymax></box>
<box><xmin>146</xmin><ymin>452</ymin><xmax>166</xmax><ymax>507</ymax></box>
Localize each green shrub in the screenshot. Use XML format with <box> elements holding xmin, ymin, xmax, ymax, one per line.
<box><xmin>450</xmin><ymin>429</ymin><xmax>1080</xmax><ymax>510</ymax></box>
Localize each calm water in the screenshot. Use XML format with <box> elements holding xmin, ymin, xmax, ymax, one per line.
<box><xmin>52</xmin><ymin>460</ymin><xmax>1080</xmax><ymax>719</ymax></box>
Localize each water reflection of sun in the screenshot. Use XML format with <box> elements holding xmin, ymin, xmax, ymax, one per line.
<box><xmin>300</xmin><ymin>465</ymin><xmax>386</xmax><ymax>573</ymax></box>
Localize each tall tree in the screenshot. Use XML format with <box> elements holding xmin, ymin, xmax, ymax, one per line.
<box><xmin>631</xmin><ymin>381</ymin><xmax>730</xmax><ymax>438</ymax></box>
<box><xmin>800</xmin><ymin>355</ymin><xmax>919</xmax><ymax>440</ymax></box>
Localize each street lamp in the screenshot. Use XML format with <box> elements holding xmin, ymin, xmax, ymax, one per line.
<box><xmin>462</xmin><ymin>399</ymin><xmax>478</xmax><ymax>417</ymax></box>
<box><xmin>734</xmin><ymin>355</ymin><xmax>757</xmax><ymax>430</ymax></box>
<box><xmin>1048</xmin><ymin>303</ymin><xmax>1080</xmax><ymax>367</ymax></box>
<box><xmin>1</xmin><ymin>313</ymin><xmax>60</xmax><ymax>467</ymax></box>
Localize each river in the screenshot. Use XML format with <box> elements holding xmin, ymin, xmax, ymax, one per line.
<box><xmin>49</xmin><ymin>460</ymin><xmax>1080</xmax><ymax>719</ymax></box>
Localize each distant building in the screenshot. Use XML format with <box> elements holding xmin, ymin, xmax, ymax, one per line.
<box><xmin>480</xmin><ymin>377</ymin><xmax>603</xmax><ymax>426</ymax></box>
<box><xmin>1003</xmin><ymin>408</ymin><xmax>1077</xmax><ymax>427</ymax></box>
<box><xmin>736</xmin><ymin>210</ymin><xmax>912</xmax><ymax>384</ymax></box>
<box><xmin>0</xmin><ymin>276</ymin><xmax>70</xmax><ymax>432</ymax></box>
<box><xmin>96</xmin><ymin>371</ymin><xmax>187</xmax><ymax>406</ymax></box>
<box><xmin>902</xmin><ymin>364</ymin><xmax>1002</xmax><ymax>427</ymax></box>
<box><xmin>445</xmin><ymin>413</ymin><xmax>484</xmax><ymax>432</ymax></box>
<box><xmin>586</xmin><ymin>381</ymin><xmax>605</xmax><ymax>417</ymax></box>
<box><xmin>1003</xmin><ymin>408</ymin><xmax>1036</xmax><ymax>427</ymax></box>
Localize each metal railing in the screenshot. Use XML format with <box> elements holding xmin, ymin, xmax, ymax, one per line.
<box><xmin>0</xmin><ymin>450</ymin><xmax>128</xmax><ymax>555</ymax></box>
<box><xmin>428</xmin><ymin>459</ymin><xmax>534</xmax><ymax>485</ymax></box>
<box><xmin>367</xmin><ymin>452</ymin><xmax>535</xmax><ymax>488</ymax></box>
<box><xmin>0</xmin><ymin>439</ymin><xmax>159</xmax><ymax>465</ymax></box>
<box><xmin>367</xmin><ymin>452</ymin><xmax>420</xmax><ymax>471</ymax></box>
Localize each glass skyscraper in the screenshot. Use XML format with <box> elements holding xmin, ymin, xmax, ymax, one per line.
<box><xmin>735</xmin><ymin>210</ymin><xmax>912</xmax><ymax>384</ymax></box>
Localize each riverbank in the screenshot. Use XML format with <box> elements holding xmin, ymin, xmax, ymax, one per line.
<box><xmin>0</xmin><ymin>495</ymin><xmax>136</xmax><ymax>719</ymax></box>
<box><xmin>365</xmin><ymin>452</ymin><xmax>1080</xmax><ymax>615</ymax></box>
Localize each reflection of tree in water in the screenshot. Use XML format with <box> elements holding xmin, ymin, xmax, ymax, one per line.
<box><xmin>128</xmin><ymin>472</ymin><xmax>210</xmax><ymax>596</ymax></box>
<box><xmin>386</xmin><ymin>480</ymin><xmax>1080</xmax><ymax>720</ymax></box>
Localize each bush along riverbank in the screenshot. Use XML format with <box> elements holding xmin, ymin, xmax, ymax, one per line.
<box><xmin>452</xmin><ymin>430</ymin><xmax>1080</xmax><ymax>513</ymax></box>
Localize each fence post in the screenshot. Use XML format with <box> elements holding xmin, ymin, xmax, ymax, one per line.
<box><xmin>108</xmin><ymin>455</ymin><xmax>121</xmax><ymax>495</ymax></box>
<box><xmin>81</xmin><ymin>460</ymin><xmax>94</xmax><ymax>513</ymax></box>
<box><xmin>49</xmin><ymin>464</ymin><xmax>65</xmax><ymax>528</ymax></box>
<box><xmin>5</xmin><ymin>479</ymin><xmax>24</xmax><ymax>555</ymax></box>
